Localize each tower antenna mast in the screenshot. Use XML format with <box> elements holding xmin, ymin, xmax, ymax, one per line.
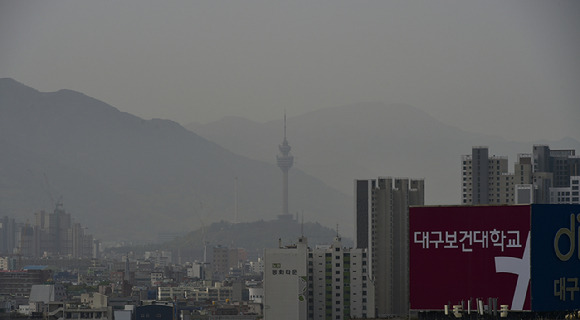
<box><xmin>276</xmin><ymin>112</ymin><xmax>294</xmax><ymax>217</ymax></box>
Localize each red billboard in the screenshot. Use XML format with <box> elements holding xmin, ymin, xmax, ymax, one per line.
<box><xmin>409</xmin><ymin>205</ymin><xmax>531</xmax><ymax>311</ymax></box>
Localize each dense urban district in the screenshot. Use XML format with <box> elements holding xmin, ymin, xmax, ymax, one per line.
<box><xmin>1</xmin><ymin>129</ymin><xmax>579</xmax><ymax>320</ymax></box>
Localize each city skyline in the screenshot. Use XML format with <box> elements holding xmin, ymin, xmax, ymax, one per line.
<box><xmin>2</xmin><ymin>1</ymin><xmax>580</xmax><ymax>318</ymax></box>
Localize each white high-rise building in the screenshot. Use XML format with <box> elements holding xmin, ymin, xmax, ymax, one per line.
<box><xmin>308</xmin><ymin>236</ymin><xmax>374</xmax><ymax>320</ymax></box>
<box><xmin>264</xmin><ymin>236</ymin><xmax>309</xmax><ymax>320</ymax></box>
<box><xmin>264</xmin><ymin>236</ymin><xmax>375</xmax><ymax>320</ymax></box>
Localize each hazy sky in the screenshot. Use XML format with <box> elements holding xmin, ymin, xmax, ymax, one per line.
<box><xmin>1</xmin><ymin>0</ymin><xmax>579</xmax><ymax>141</ymax></box>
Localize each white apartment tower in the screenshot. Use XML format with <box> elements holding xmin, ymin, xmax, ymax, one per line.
<box><xmin>308</xmin><ymin>236</ymin><xmax>374</xmax><ymax>319</ymax></box>
<box><xmin>264</xmin><ymin>236</ymin><xmax>309</xmax><ymax>320</ymax></box>
<box><xmin>264</xmin><ymin>236</ymin><xmax>375</xmax><ymax>320</ymax></box>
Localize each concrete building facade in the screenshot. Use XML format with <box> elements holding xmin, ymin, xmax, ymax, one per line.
<box><xmin>308</xmin><ymin>236</ymin><xmax>374</xmax><ymax>320</ymax></box>
<box><xmin>355</xmin><ymin>177</ymin><xmax>424</xmax><ymax>317</ymax></box>
<box><xmin>0</xmin><ymin>268</ymin><xmax>52</xmax><ymax>298</ymax></box>
<box><xmin>264</xmin><ymin>236</ymin><xmax>309</xmax><ymax>320</ymax></box>
<box><xmin>462</xmin><ymin>146</ymin><xmax>579</xmax><ymax>205</ymax></box>
<box><xmin>264</xmin><ymin>236</ymin><xmax>374</xmax><ymax>320</ymax></box>
<box><xmin>0</xmin><ymin>216</ymin><xmax>17</xmax><ymax>255</ymax></box>
<box><xmin>461</xmin><ymin>147</ymin><xmax>515</xmax><ymax>205</ymax></box>
<box><xmin>17</xmin><ymin>202</ymin><xmax>95</xmax><ymax>258</ymax></box>
<box><xmin>550</xmin><ymin>176</ymin><xmax>580</xmax><ymax>204</ymax></box>
<box><xmin>212</xmin><ymin>246</ymin><xmax>245</xmax><ymax>280</ymax></box>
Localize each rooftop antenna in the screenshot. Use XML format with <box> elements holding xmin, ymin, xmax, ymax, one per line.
<box><xmin>43</xmin><ymin>173</ymin><xmax>55</xmax><ymax>208</ymax></box>
<box><xmin>336</xmin><ymin>224</ymin><xmax>340</xmax><ymax>238</ymax></box>
<box><xmin>284</xmin><ymin>111</ymin><xmax>287</xmax><ymax>140</ymax></box>
<box><xmin>301</xmin><ymin>212</ymin><xmax>304</xmax><ymax>237</ymax></box>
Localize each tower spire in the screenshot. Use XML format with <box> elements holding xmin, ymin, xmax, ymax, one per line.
<box><xmin>276</xmin><ymin>112</ymin><xmax>294</xmax><ymax>218</ymax></box>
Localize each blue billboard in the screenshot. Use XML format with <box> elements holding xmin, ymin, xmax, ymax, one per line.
<box><xmin>531</xmin><ymin>204</ymin><xmax>580</xmax><ymax>311</ymax></box>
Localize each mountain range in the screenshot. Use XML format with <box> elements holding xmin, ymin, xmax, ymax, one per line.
<box><xmin>186</xmin><ymin>102</ymin><xmax>580</xmax><ymax>205</ymax></box>
<box><xmin>2</xmin><ymin>78</ymin><xmax>578</xmax><ymax>244</ymax></box>
<box><xmin>0</xmin><ymin>78</ymin><xmax>351</xmax><ymax>242</ymax></box>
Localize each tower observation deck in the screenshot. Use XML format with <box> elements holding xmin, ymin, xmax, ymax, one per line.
<box><xmin>276</xmin><ymin>114</ymin><xmax>294</xmax><ymax>217</ymax></box>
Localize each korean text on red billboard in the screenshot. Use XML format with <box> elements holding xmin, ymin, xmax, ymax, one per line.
<box><xmin>410</xmin><ymin>205</ymin><xmax>531</xmax><ymax>311</ymax></box>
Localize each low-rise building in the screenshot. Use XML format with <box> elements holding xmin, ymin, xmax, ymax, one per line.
<box><xmin>550</xmin><ymin>176</ymin><xmax>580</xmax><ymax>204</ymax></box>
<box><xmin>0</xmin><ymin>268</ymin><xmax>51</xmax><ymax>299</ymax></box>
<box><xmin>44</xmin><ymin>293</ymin><xmax>112</xmax><ymax>320</ymax></box>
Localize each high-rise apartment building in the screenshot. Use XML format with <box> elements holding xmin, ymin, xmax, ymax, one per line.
<box><xmin>17</xmin><ymin>202</ymin><xmax>94</xmax><ymax>258</ymax></box>
<box><xmin>308</xmin><ymin>236</ymin><xmax>374</xmax><ymax>320</ymax></box>
<box><xmin>211</xmin><ymin>246</ymin><xmax>245</xmax><ymax>280</ymax></box>
<box><xmin>533</xmin><ymin>145</ymin><xmax>579</xmax><ymax>188</ymax></box>
<box><xmin>264</xmin><ymin>236</ymin><xmax>309</xmax><ymax>320</ymax></box>
<box><xmin>462</xmin><ymin>146</ymin><xmax>579</xmax><ymax>205</ymax></box>
<box><xmin>513</xmin><ymin>154</ymin><xmax>535</xmax><ymax>204</ymax></box>
<box><xmin>355</xmin><ymin>177</ymin><xmax>424</xmax><ymax>317</ymax></box>
<box><xmin>263</xmin><ymin>236</ymin><xmax>374</xmax><ymax>320</ymax></box>
<box><xmin>0</xmin><ymin>216</ymin><xmax>17</xmax><ymax>254</ymax></box>
<box><xmin>461</xmin><ymin>147</ymin><xmax>515</xmax><ymax>205</ymax></box>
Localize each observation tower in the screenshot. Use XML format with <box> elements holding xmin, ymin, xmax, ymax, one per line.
<box><xmin>276</xmin><ymin>113</ymin><xmax>294</xmax><ymax>218</ymax></box>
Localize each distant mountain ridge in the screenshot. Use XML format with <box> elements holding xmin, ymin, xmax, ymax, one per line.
<box><xmin>0</xmin><ymin>78</ymin><xmax>351</xmax><ymax>241</ymax></box>
<box><xmin>186</xmin><ymin>102</ymin><xmax>580</xmax><ymax>205</ymax></box>
<box><xmin>109</xmin><ymin>219</ymin><xmax>353</xmax><ymax>261</ymax></box>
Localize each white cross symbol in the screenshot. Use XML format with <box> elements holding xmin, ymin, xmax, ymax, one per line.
<box><xmin>494</xmin><ymin>233</ymin><xmax>531</xmax><ymax>310</ymax></box>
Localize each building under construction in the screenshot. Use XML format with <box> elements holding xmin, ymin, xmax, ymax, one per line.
<box><xmin>17</xmin><ymin>201</ymin><xmax>96</xmax><ymax>259</ymax></box>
